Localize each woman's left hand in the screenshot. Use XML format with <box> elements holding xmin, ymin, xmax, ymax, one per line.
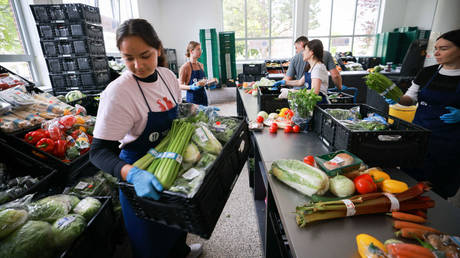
<box><xmin>440</xmin><ymin>106</ymin><xmax>460</xmax><ymax>123</ymax></box>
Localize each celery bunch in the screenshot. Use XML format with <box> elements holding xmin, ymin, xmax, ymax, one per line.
<box><xmin>364</xmin><ymin>72</ymin><xmax>403</xmax><ymax>102</ymax></box>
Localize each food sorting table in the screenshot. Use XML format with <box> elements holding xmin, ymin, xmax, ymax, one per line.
<box><xmin>236</xmin><ymin>88</ymin><xmax>460</xmax><ymax>258</ymax></box>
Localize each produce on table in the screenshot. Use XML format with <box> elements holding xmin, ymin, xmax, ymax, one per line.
<box><xmin>393</xmin><ymin>220</ymin><xmax>442</xmax><ymax>234</ymax></box>
<box><xmin>270</xmin><ymin>159</ymin><xmax>329</xmax><ymax>196</ymax></box>
<box><xmin>354</xmin><ymin>174</ymin><xmax>378</xmax><ymax>194</ymax></box>
<box><xmin>0</xmin><ymin>208</ymin><xmax>28</xmax><ymax>239</ymax></box>
<box><xmin>268</xmin><ymin>113</ymin><xmax>279</xmax><ymax>120</ymax></box>
<box><xmin>287</xmin><ymin>88</ymin><xmax>322</xmax><ymax>119</ymax></box>
<box><xmin>303</xmin><ymin>155</ymin><xmax>315</xmax><ymax>166</ymax></box>
<box><xmin>381</xmin><ymin>179</ymin><xmax>409</xmax><ymax>194</ymax></box>
<box><xmin>256</xmin><ymin>116</ymin><xmax>264</xmax><ymax>123</ymax></box>
<box><xmin>364</xmin><ymin>71</ymin><xmax>403</xmax><ymax>102</ymax></box>
<box><xmin>208</xmin><ymin>117</ymin><xmax>241</xmax><ymax>143</ymax></box>
<box><xmin>366</xmin><ymin>168</ymin><xmax>390</xmax><ymax>188</ymax></box>
<box><xmin>423</xmin><ymin>233</ymin><xmax>460</xmax><ymax>257</ymax></box>
<box><xmin>386</xmin><ymin>242</ymin><xmax>435</xmax><ymax>258</ymax></box>
<box><xmin>269</xmin><ymin>126</ymin><xmax>277</xmax><ymax>133</ymax></box>
<box><xmin>52</xmin><ymin>214</ymin><xmax>87</xmax><ymax>250</ymax></box>
<box><xmin>296</xmin><ymin>182</ymin><xmax>435</xmax><ymax>227</ymax></box>
<box><xmin>183</xmin><ymin>143</ymin><xmax>201</xmax><ymax>164</ymax></box>
<box><xmin>329</xmin><ymin>175</ymin><xmax>355</xmax><ymax>197</ymax></box>
<box><xmin>257</xmin><ymin>111</ymin><xmax>268</xmax><ymax>120</ymax></box>
<box><xmin>356</xmin><ymin>234</ymin><xmax>387</xmax><ymax>258</ymax></box>
<box><xmin>323</xmin><ymin>152</ymin><xmax>355</xmax><ymax>171</ymax></box>
<box><xmin>253</xmin><ymin>77</ymin><xmax>275</xmax><ymax>88</ymax></box>
<box><xmin>72</xmin><ymin>197</ymin><xmax>101</xmax><ymax>221</ymax></box>
<box><xmin>284</xmin><ymin>125</ymin><xmax>292</xmax><ymax>133</ymax></box>
<box><xmin>292</xmin><ymin>125</ymin><xmax>300</xmax><ymax>133</ymax></box>
<box><xmin>388</xmin><ymin>211</ymin><xmax>426</xmax><ymax>224</ymax></box>
<box><xmin>0</xmin><ymin>220</ymin><xmax>55</xmax><ymax>258</ymax></box>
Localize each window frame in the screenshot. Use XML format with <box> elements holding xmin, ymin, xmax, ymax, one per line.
<box><xmin>223</xmin><ymin>0</ymin><xmax>296</xmax><ymax>62</ymax></box>
<box><xmin>308</xmin><ymin>0</ymin><xmax>383</xmax><ymax>55</ymax></box>
<box><xmin>0</xmin><ymin>0</ymin><xmax>40</xmax><ymax>82</ymax></box>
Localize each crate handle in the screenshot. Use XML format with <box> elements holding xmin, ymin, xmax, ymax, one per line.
<box><xmin>238</xmin><ymin>140</ymin><xmax>246</xmax><ymax>153</ymax></box>
<box><xmin>377</xmin><ymin>135</ymin><xmax>402</xmax><ymax>142</ymax></box>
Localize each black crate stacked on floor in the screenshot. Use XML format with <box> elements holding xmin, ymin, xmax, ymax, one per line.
<box><xmin>31</xmin><ymin>4</ymin><xmax>110</xmax><ymax>96</ymax></box>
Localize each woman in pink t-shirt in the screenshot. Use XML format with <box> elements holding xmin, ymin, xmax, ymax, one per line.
<box><xmin>89</xmin><ymin>19</ymin><xmax>202</xmax><ymax>258</ymax></box>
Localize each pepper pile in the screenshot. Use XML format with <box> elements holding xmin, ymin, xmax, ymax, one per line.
<box><xmin>23</xmin><ymin>115</ymin><xmax>94</xmax><ymax>162</ymax></box>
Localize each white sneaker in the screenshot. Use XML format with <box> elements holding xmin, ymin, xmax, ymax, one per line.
<box><xmin>186</xmin><ymin>243</ymin><xmax>203</xmax><ymax>258</ymax></box>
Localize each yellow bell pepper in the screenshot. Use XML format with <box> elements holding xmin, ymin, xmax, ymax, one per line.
<box><xmin>356</xmin><ymin>234</ymin><xmax>387</xmax><ymax>258</ymax></box>
<box><xmin>381</xmin><ymin>179</ymin><xmax>408</xmax><ymax>194</ymax></box>
<box><xmin>75</xmin><ymin>116</ymin><xmax>86</xmax><ymax>125</ymax></box>
<box><xmin>367</xmin><ymin>168</ymin><xmax>390</xmax><ymax>188</ymax></box>
<box><xmin>279</xmin><ymin>108</ymin><xmax>289</xmax><ymax>117</ymax></box>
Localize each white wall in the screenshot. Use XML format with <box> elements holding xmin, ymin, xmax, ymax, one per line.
<box><xmin>137</xmin><ymin>0</ymin><xmax>223</xmax><ymax>67</ymax></box>
<box><xmin>403</xmin><ymin>0</ymin><xmax>437</xmax><ymax>30</ymax></box>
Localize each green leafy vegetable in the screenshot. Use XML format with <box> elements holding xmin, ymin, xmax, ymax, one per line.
<box><xmin>0</xmin><ymin>209</ymin><xmax>28</xmax><ymax>239</ymax></box>
<box><xmin>329</xmin><ymin>175</ymin><xmax>355</xmax><ymax>197</ymax></box>
<box><xmin>192</xmin><ymin>122</ymin><xmax>222</xmax><ymax>155</ymax></box>
<box><xmin>183</xmin><ymin>143</ymin><xmax>201</xmax><ymax>164</ymax></box>
<box><xmin>72</xmin><ymin>197</ymin><xmax>101</xmax><ymax>221</ymax></box>
<box><xmin>28</xmin><ymin>195</ymin><xmax>73</xmax><ymax>222</ymax></box>
<box><xmin>364</xmin><ymin>71</ymin><xmax>403</xmax><ymax>102</ymax></box>
<box><xmin>288</xmin><ymin>89</ymin><xmax>323</xmax><ymax>118</ymax></box>
<box><xmin>52</xmin><ymin>214</ymin><xmax>86</xmax><ymax>250</ymax></box>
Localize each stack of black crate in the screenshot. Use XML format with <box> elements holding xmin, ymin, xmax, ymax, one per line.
<box><xmin>30</xmin><ymin>3</ymin><xmax>110</xmax><ymax>95</ymax></box>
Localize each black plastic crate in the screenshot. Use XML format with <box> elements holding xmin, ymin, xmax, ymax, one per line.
<box><xmin>31</xmin><ymin>4</ymin><xmax>101</xmax><ymax>24</ymax></box>
<box><xmin>49</xmin><ymin>71</ymin><xmax>109</xmax><ymax>90</ymax></box>
<box><xmin>47</xmin><ymin>56</ymin><xmax>108</xmax><ymax>74</ymax></box>
<box><xmin>38</xmin><ymin>23</ymin><xmax>103</xmax><ymax>41</ymax></box>
<box><xmin>65</xmin><ymin>4</ymin><xmax>101</xmax><ymax>24</ymax></box>
<box><xmin>30</xmin><ymin>5</ymin><xmax>66</xmax><ymax>23</ymax></box>
<box><xmin>119</xmin><ymin>117</ymin><xmax>250</xmax><ymax>239</ymax></box>
<box><xmin>313</xmin><ymin>104</ymin><xmax>431</xmax><ymax>167</ymax></box>
<box><xmin>257</xmin><ymin>86</ymin><xmax>289</xmax><ymax>113</ymax></box>
<box><xmin>41</xmin><ymin>39</ymin><xmax>105</xmax><ymax>58</ymax></box>
<box><xmin>328</xmin><ymin>91</ymin><xmax>354</xmax><ymax>104</ymax></box>
<box><xmin>0</xmin><ymin>140</ymin><xmax>59</xmax><ymax>204</ymax></box>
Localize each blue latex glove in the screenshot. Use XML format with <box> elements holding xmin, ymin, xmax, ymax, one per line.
<box><xmin>340</xmin><ymin>85</ymin><xmax>349</xmax><ymax>91</ymax></box>
<box><xmin>385</xmin><ymin>97</ymin><xmax>397</xmax><ymax>105</ymax></box>
<box><xmin>127</xmin><ymin>167</ymin><xmax>163</xmax><ymax>200</ymax></box>
<box><xmin>190</xmin><ymin>85</ymin><xmax>201</xmax><ymax>91</ymax></box>
<box><xmin>440</xmin><ymin>106</ymin><xmax>460</xmax><ymax>124</ymax></box>
<box><xmin>272</xmin><ymin>80</ymin><xmax>286</xmax><ymax>88</ymax></box>
<box><xmin>198</xmin><ymin>105</ymin><xmax>220</xmax><ymax>112</ymax></box>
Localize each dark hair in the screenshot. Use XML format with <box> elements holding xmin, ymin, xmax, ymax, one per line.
<box><xmin>116</xmin><ymin>19</ymin><xmax>167</xmax><ymax>67</ymax></box>
<box><xmin>295</xmin><ymin>36</ymin><xmax>309</xmax><ymax>47</ymax></box>
<box><xmin>306</xmin><ymin>39</ymin><xmax>324</xmax><ymax>61</ymax></box>
<box><xmin>185</xmin><ymin>41</ymin><xmax>200</xmax><ymax>58</ymax></box>
<box><xmin>437</xmin><ymin>29</ymin><xmax>460</xmax><ymax>48</ymax></box>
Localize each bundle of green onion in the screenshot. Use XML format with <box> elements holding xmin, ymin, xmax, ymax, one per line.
<box><xmin>364</xmin><ymin>72</ymin><xmax>403</xmax><ymax>102</ymax></box>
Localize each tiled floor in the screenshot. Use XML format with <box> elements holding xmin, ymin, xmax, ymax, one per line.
<box><xmin>185</xmin><ymin>101</ymin><xmax>263</xmax><ymax>257</ymax></box>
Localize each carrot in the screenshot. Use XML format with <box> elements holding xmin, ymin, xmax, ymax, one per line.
<box><xmin>395</xmin><ymin>228</ymin><xmax>430</xmax><ymax>239</ymax></box>
<box><xmin>388</xmin><ymin>211</ymin><xmax>426</xmax><ymax>223</ymax></box>
<box><xmin>393</xmin><ymin>220</ymin><xmax>442</xmax><ymax>234</ymax></box>
<box><xmin>386</xmin><ymin>243</ymin><xmax>435</xmax><ymax>258</ymax></box>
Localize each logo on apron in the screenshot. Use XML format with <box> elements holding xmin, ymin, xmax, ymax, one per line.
<box><xmin>149</xmin><ymin>132</ymin><xmax>160</xmax><ymax>142</ymax></box>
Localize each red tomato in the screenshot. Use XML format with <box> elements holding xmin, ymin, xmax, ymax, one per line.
<box><xmin>271</xmin><ymin>122</ymin><xmax>278</xmax><ymax>129</ymax></box>
<box><xmin>284</xmin><ymin>125</ymin><xmax>292</xmax><ymax>133</ymax></box>
<box><xmin>303</xmin><ymin>155</ymin><xmax>315</xmax><ymax>166</ymax></box>
<box><xmin>353</xmin><ymin>174</ymin><xmax>377</xmax><ymax>194</ymax></box>
<box><xmin>292</xmin><ymin>125</ymin><xmax>300</xmax><ymax>133</ymax></box>
<box><xmin>256</xmin><ymin>116</ymin><xmax>264</xmax><ymax>123</ymax></box>
<box><xmin>285</xmin><ymin>109</ymin><xmax>294</xmax><ymax>119</ymax></box>
<box><xmin>269</xmin><ymin>126</ymin><xmax>277</xmax><ymax>133</ymax></box>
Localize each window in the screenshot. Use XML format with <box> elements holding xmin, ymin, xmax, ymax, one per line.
<box><xmin>62</xmin><ymin>0</ymin><xmax>134</xmax><ymax>54</ymax></box>
<box><xmin>223</xmin><ymin>0</ymin><xmax>295</xmax><ymax>61</ymax></box>
<box><xmin>0</xmin><ymin>0</ymin><xmax>36</xmax><ymax>81</ymax></box>
<box><xmin>308</xmin><ymin>0</ymin><xmax>381</xmax><ymax>56</ymax></box>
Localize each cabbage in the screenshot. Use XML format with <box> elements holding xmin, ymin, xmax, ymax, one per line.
<box><xmin>183</xmin><ymin>143</ymin><xmax>201</xmax><ymax>164</ymax></box>
<box><xmin>0</xmin><ymin>220</ymin><xmax>55</xmax><ymax>258</ymax></box>
<box><xmin>28</xmin><ymin>195</ymin><xmax>72</xmax><ymax>222</ymax></box>
<box><xmin>329</xmin><ymin>175</ymin><xmax>355</xmax><ymax>197</ymax></box>
<box><xmin>72</xmin><ymin>197</ymin><xmax>101</xmax><ymax>221</ymax></box>
<box><xmin>52</xmin><ymin>214</ymin><xmax>86</xmax><ymax>250</ymax></box>
<box><xmin>0</xmin><ymin>209</ymin><xmax>28</xmax><ymax>239</ymax></box>
<box><xmin>192</xmin><ymin>122</ymin><xmax>222</xmax><ymax>155</ymax></box>
<box><xmin>257</xmin><ymin>111</ymin><xmax>269</xmax><ymax>120</ymax></box>
<box><xmin>65</xmin><ymin>90</ymin><xmax>85</xmax><ymax>102</ymax></box>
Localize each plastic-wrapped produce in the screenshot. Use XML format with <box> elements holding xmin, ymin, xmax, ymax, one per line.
<box><xmin>72</xmin><ymin>197</ymin><xmax>101</xmax><ymax>221</ymax></box>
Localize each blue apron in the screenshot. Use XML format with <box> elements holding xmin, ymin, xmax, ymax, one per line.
<box><xmin>185</xmin><ymin>62</ymin><xmax>208</xmax><ymax>106</ymax></box>
<box><xmin>118</xmin><ymin>71</ymin><xmax>189</xmax><ymax>258</ymax></box>
<box><xmin>304</xmin><ymin>71</ymin><xmax>328</xmax><ymax>104</ymax></box>
<box><xmin>410</xmin><ymin>66</ymin><xmax>460</xmax><ymax>198</ymax></box>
